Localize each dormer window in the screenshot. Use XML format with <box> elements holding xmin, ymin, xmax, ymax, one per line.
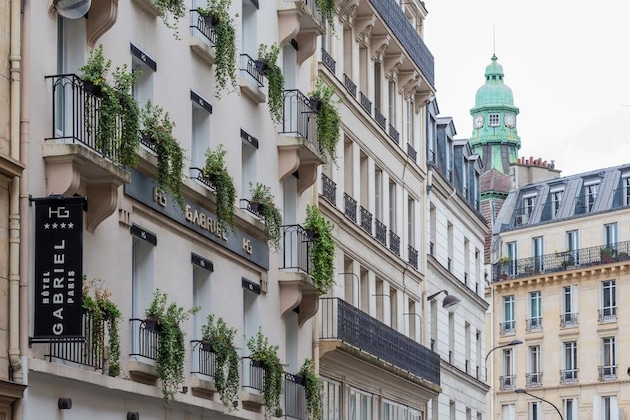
<box><xmin>585</xmin><ymin>182</ymin><xmax>599</xmax><ymax>212</ymax></box>
<box><xmin>489</xmin><ymin>113</ymin><xmax>499</xmax><ymax>127</ymax></box>
<box><xmin>551</xmin><ymin>188</ymin><xmax>563</xmax><ymax>217</ymax></box>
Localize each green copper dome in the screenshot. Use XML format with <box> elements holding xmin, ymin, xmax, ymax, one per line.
<box><xmin>474</xmin><ymin>55</ymin><xmax>514</xmax><ymax>107</ymax></box>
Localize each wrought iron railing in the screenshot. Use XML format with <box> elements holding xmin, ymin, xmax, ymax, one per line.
<box><xmin>598</xmin><ymin>365</ymin><xmax>617</xmax><ymax>381</ymax></box>
<box><xmin>189</xmin><ymin>167</ymin><xmax>215</xmax><ymax>190</ymax></box>
<box><xmin>560</xmin><ymin>313</ymin><xmax>578</xmax><ymax>328</ymax></box>
<box><xmin>190</xmin><ymin>9</ymin><xmax>217</xmax><ymax>45</ymax></box>
<box><xmin>359</xmin><ymin>92</ymin><xmax>372</xmax><ymax>115</ymax></box>
<box><xmin>375</xmin><ymin>109</ymin><xmax>386</xmax><ymax>130</ymax></box>
<box><xmin>321</xmin><ymin>173</ymin><xmax>336</xmax><ymax>205</ymax></box>
<box><xmin>45</xmin><ymin>74</ymin><xmax>124</xmax><ymax>163</ymax></box>
<box><xmin>560</xmin><ymin>369</ymin><xmax>578</xmax><ymax>384</ymax></box>
<box><xmin>129</xmin><ymin>318</ymin><xmax>159</xmax><ymax>361</ymax></box>
<box><xmin>408</xmin><ymin>245</ymin><xmax>418</xmax><ymax>269</ymax></box>
<box><xmin>389</xmin><ymin>230</ymin><xmax>400</xmax><ymax>255</ymax></box>
<box><xmin>140</xmin><ymin>133</ymin><xmax>157</xmax><ymax>152</ymax></box>
<box><xmin>499</xmin><ymin>375</ymin><xmax>515</xmax><ymax>390</ymax></box>
<box><xmin>359</xmin><ymin>206</ymin><xmax>373</xmax><ymax>234</ymax></box>
<box><xmin>281</xmin><ymin>0</ymin><xmax>324</xmax><ymax>26</ymax></box>
<box><xmin>406</xmin><ymin>143</ymin><xmax>417</xmax><ymax>162</ymax></box>
<box><xmin>240</xmin><ymin>54</ymin><xmax>265</xmax><ymax>87</ymax></box>
<box><xmin>242</xmin><ymin>357</ymin><xmax>265</xmax><ymax>391</ymax></box>
<box><xmin>240</xmin><ymin>198</ymin><xmax>265</xmax><ymax>219</ymax></box>
<box><xmin>499</xmin><ymin>321</ymin><xmax>515</xmax><ymax>335</ymax></box>
<box><xmin>279</xmin><ymin>89</ymin><xmax>318</xmax><ymax>148</ymax></box>
<box><xmin>526</xmin><ymin>317</ymin><xmax>542</xmax><ymax>332</ymax></box>
<box><xmin>344</xmin><ymin>193</ymin><xmax>357</xmax><ymax>222</ymax></box>
<box><xmin>281</xmin><ymin>224</ymin><xmax>313</xmax><ymax>274</ymax></box>
<box><xmin>45</xmin><ymin>312</ymin><xmax>105</xmax><ymax>371</ymax></box>
<box><xmin>321</xmin><ymin>48</ymin><xmax>336</xmax><ymax>74</ymax></box>
<box><xmin>343</xmin><ymin>74</ymin><xmax>357</xmax><ymax>97</ymax></box>
<box><xmin>388</xmin><ymin>124</ymin><xmax>399</xmax><ymax>143</ymax></box>
<box><xmin>319</xmin><ymin>297</ymin><xmax>440</xmax><ymax>385</ymax></box>
<box><xmin>284</xmin><ymin>373</ymin><xmax>308</xmax><ymax>420</ymax></box>
<box><xmin>492</xmin><ymin>240</ymin><xmax>630</xmax><ymax>281</ymax></box>
<box><xmin>191</xmin><ymin>340</ymin><xmax>217</xmax><ymax>377</ymax></box>
<box><xmin>526</xmin><ymin>372</ymin><xmax>542</xmax><ymax>387</ymax></box>
<box><xmin>599</xmin><ymin>307</ymin><xmax>617</xmax><ymax>322</ymax></box>
<box><xmin>375</xmin><ymin>219</ymin><xmax>387</xmax><ymax>246</ymax></box>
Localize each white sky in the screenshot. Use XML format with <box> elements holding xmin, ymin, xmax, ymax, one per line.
<box><xmin>423</xmin><ymin>0</ymin><xmax>630</xmax><ymax>176</ymax></box>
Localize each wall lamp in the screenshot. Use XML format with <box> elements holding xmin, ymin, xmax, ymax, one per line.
<box><xmin>515</xmin><ymin>388</ymin><xmax>564</xmax><ymax>420</ymax></box>
<box><xmin>427</xmin><ymin>289</ymin><xmax>460</xmax><ymax>312</ymax></box>
<box><xmin>53</xmin><ymin>0</ymin><xmax>91</xmax><ymax>19</ymax></box>
<box><xmin>58</xmin><ymin>398</ymin><xmax>72</xmax><ymax>409</ymax></box>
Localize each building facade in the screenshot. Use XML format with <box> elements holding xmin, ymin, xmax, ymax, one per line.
<box><xmin>488</xmin><ymin>164</ymin><xmax>630</xmax><ymax>419</ymax></box>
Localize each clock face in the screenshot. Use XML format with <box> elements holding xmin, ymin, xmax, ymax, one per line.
<box><xmin>474</xmin><ymin>115</ymin><xmax>484</xmax><ymax>128</ymax></box>
<box><xmin>505</xmin><ymin>113</ymin><xmax>516</xmax><ymax>128</ymax></box>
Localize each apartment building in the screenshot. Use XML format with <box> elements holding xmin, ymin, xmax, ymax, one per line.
<box><xmin>489</xmin><ymin>164</ymin><xmax>630</xmax><ymax>419</ymax></box>
<box><xmin>315</xmin><ymin>0</ymin><xmax>444</xmax><ymax>417</ymax></box>
<box><xmin>426</xmin><ymin>106</ymin><xmax>489</xmax><ymax>419</ymax></box>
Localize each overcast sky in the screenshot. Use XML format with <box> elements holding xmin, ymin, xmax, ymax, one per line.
<box><xmin>424</xmin><ymin>0</ymin><xmax>630</xmax><ymax>176</ymax></box>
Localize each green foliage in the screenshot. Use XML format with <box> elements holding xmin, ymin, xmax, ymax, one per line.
<box><xmin>304</xmin><ymin>205</ymin><xmax>335</xmax><ymax>294</ymax></box>
<box><xmin>250</xmin><ymin>182</ymin><xmax>282</xmax><ymax>251</ymax></box>
<box><xmin>200</xmin><ymin>0</ymin><xmax>237</xmax><ymax>97</ymax></box>
<box><xmin>247</xmin><ymin>328</ymin><xmax>284</xmax><ymax>416</ymax></box>
<box><xmin>257</xmin><ymin>43</ymin><xmax>284</xmax><ymax>124</ymax></box>
<box><xmin>309</xmin><ymin>77</ymin><xmax>340</xmax><ymax>163</ymax></box>
<box><xmin>201</xmin><ymin>315</ymin><xmax>240</xmax><ymax>411</ymax></box>
<box><xmin>203</xmin><ymin>145</ymin><xmax>236</xmax><ymax>230</ymax></box>
<box><xmin>298</xmin><ymin>359</ymin><xmax>323</xmax><ymax>420</ymax></box>
<box><xmin>315</xmin><ymin>0</ymin><xmax>336</xmax><ymax>29</ymax></box>
<box><xmin>141</xmin><ymin>101</ymin><xmax>185</xmax><ymax>208</ymax></box>
<box><xmin>82</xmin><ymin>276</ymin><xmax>122</xmax><ymax>377</ymax></box>
<box><xmin>154</xmin><ymin>0</ymin><xmax>186</xmax><ymax>38</ymax></box>
<box><xmin>80</xmin><ymin>45</ymin><xmax>141</xmax><ymax>167</ymax></box>
<box><xmin>145</xmin><ymin>290</ymin><xmax>200</xmax><ymax>401</ymax></box>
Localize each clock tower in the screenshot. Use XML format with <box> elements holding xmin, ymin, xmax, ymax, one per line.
<box><xmin>469</xmin><ymin>54</ymin><xmax>521</xmax><ymax>174</ymax></box>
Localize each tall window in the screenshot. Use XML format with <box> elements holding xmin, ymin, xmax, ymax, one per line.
<box><xmin>561</xmin><ymin>285</ymin><xmax>578</xmax><ymax>327</ymax></box>
<box><xmin>407</xmin><ymin>197</ymin><xmax>415</xmax><ymax>247</ymax></box>
<box><xmin>585</xmin><ymin>183</ymin><xmax>598</xmax><ymax>212</ymax></box>
<box><xmin>131</xmin><ymin>230</ymin><xmax>156</xmax><ymax>355</ymax></box>
<box><xmin>502</xmin><ymin>404</ymin><xmax>515</xmax><ymax>420</ymax></box>
<box><xmin>564</xmin><ymin>398</ymin><xmax>578</xmax><ymax>420</ymax></box>
<box><xmin>374</xmin><ymin>62</ymin><xmax>382</xmax><ymax>111</ymax></box>
<box><xmin>322</xmin><ymin>379</ymin><xmax>340</xmax><ymax>420</ymax></box>
<box><xmin>624</xmin><ymin>176</ymin><xmax>630</xmax><ymax>205</ymax></box>
<box><xmin>601</xmin><ymin>337</ymin><xmax>617</xmax><ymax>379</ymax></box>
<box><xmin>447</xmin><ymin>222</ymin><xmax>453</xmax><ymax>271</ymax></box>
<box><xmin>598</xmin><ymin>396</ymin><xmax>617</xmax><ymax>420</ymax></box>
<box><xmin>566</xmin><ymin>230</ymin><xmax>579</xmax><ymax>264</ymax></box>
<box><xmin>501</xmin><ymin>349</ymin><xmax>514</xmax><ymax>389</ymax></box>
<box><xmin>528</xmin><ymin>291</ymin><xmax>542</xmax><ymax>331</ymax></box>
<box><xmin>405</xmin><ymin>98</ymin><xmax>413</xmax><ymax>144</ymax></box>
<box><xmin>529</xmin><ymin>402</ymin><xmax>541</xmax><ymax>420</ymax></box>
<box><xmin>388</xmin><ymin>80</ymin><xmax>396</xmax><ymax>124</ymax></box>
<box><xmin>388</xmin><ymin>181</ymin><xmax>396</xmax><ymax>230</ymax></box>
<box><xmin>375</xmin><ymin>168</ymin><xmax>383</xmax><ymax>220</ymax></box>
<box><xmin>191</xmin><ymin>100</ymin><xmax>211</xmax><ymax>170</ymax></box>
<box><xmin>349</xmin><ymin>389</ymin><xmax>373</xmax><ymax>420</ymax></box>
<box><xmin>533</xmin><ymin>236</ymin><xmax>544</xmax><ymax>271</ymax></box>
<box><xmin>507</xmin><ymin>241</ymin><xmax>517</xmax><ymax>276</ymax></box>
<box><xmin>242</xmin><ymin>136</ymin><xmax>257</xmax><ymax>197</ymax></box>
<box><xmin>523</xmin><ymin>195</ymin><xmax>536</xmax><ymax>217</ymax></box>
<box><xmin>527</xmin><ymin>345</ymin><xmax>541</xmax><ymax>386</ymax></box>
<box><xmin>551</xmin><ymin>189</ymin><xmax>563</xmax><ymax>217</ymax></box>
<box><xmin>448</xmin><ymin>312</ymin><xmax>454</xmax><ymax>364</ymax></box>
<box><xmin>562</xmin><ymin>341</ymin><xmax>577</xmax><ymax>383</ymax></box>
<box><xmin>601</xmin><ymin>280</ymin><xmax>616</xmax><ymax>321</ymax></box>
<box><xmin>502</xmin><ymin>295</ymin><xmax>515</xmax><ymax>334</ymax></box>
<box><xmin>604</xmin><ymin>223</ymin><xmax>618</xmax><ymax>247</ymax></box>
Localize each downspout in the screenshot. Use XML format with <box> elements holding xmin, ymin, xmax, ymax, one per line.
<box><xmin>8</xmin><ymin>0</ymin><xmax>23</xmax><ymax>380</ymax></box>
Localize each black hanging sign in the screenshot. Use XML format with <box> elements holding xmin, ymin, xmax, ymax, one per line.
<box><xmin>33</xmin><ymin>196</ymin><xmax>85</xmax><ymax>339</ymax></box>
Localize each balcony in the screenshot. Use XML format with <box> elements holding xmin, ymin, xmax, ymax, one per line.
<box><xmin>492</xmin><ymin>240</ymin><xmax>630</xmax><ymax>281</ymax></box>
<box><xmin>239</xmin><ymin>54</ymin><xmax>266</xmax><ymax>103</ymax></box>
<box><xmin>343</xmin><ymin>74</ymin><xmax>357</xmax><ymax>98</ymax></box>
<box><xmin>321</xmin><ymin>48</ymin><xmax>336</xmax><ymax>74</ymax></box>
<box><xmin>128</xmin><ymin>318</ymin><xmax>159</xmax><ymax>383</ymax></box>
<box><xmin>359</xmin><ymin>206</ymin><xmax>373</xmax><ymax>234</ymax></box>
<box><xmin>526</xmin><ymin>372</ymin><xmax>542</xmax><ymax>388</ymax></box>
<box><xmin>406</xmin><ymin>143</ymin><xmax>417</xmax><ymax>162</ymax></box>
<box><xmin>499</xmin><ymin>375</ymin><xmax>515</xmax><ymax>390</ymax></box>
<box><xmin>44</xmin><ymin>74</ymin><xmax>130</xmax><ymax>232</ymax></box>
<box><xmin>277</xmin><ymin>89</ymin><xmax>323</xmax><ymax>194</ymax></box>
<box><xmin>560</xmin><ymin>312</ymin><xmax>578</xmax><ymax>328</ymax></box>
<box><xmin>598</xmin><ymin>307</ymin><xmax>617</xmax><ymax>323</ymax></box>
<box><xmin>284</xmin><ymin>373</ymin><xmax>308</xmax><ymax>419</ymax></box>
<box><xmin>526</xmin><ymin>317</ymin><xmax>542</xmax><ymax>332</ymax></box>
<box><xmin>189</xmin><ymin>340</ymin><xmax>218</xmax><ymax>398</ymax></box>
<box><xmin>375</xmin><ymin>219</ymin><xmax>387</xmax><ymax>246</ymax></box>
<box><xmin>319</xmin><ymin>298</ymin><xmax>440</xmax><ymax>387</ymax></box>
<box><xmin>277</xmin><ymin>0</ymin><xmax>326</xmax><ymax>64</ymax></box>
<box><xmin>560</xmin><ymin>369</ymin><xmax>578</xmax><ymax>384</ymax></box>
<box><xmin>241</xmin><ymin>357</ymin><xmax>265</xmax><ymax>409</ymax></box>
<box><xmin>408</xmin><ymin>245</ymin><xmax>418</xmax><ymax>269</ymax></box>
<box><xmin>321</xmin><ymin>173</ymin><xmax>336</xmax><ymax>206</ymax></box>
<box><xmin>359</xmin><ymin>91</ymin><xmax>372</xmax><ymax>115</ymax></box>
<box><xmin>389</xmin><ymin>230</ymin><xmax>400</xmax><ymax>256</ymax></box>
<box><xmin>598</xmin><ymin>365</ymin><xmax>617</xmax><ymax>381</ymax></box>
<box><xmin>499</xmin><ymin>321</ymin><xmax>515</xmax><ymax>336</ymax></box>
<box><xmin>279</xmin><ymin>225</ymin><xmax>319</xmax><ymax>325</ymax></box>
<box><xmin>189</xmin><ymin>9</ymin><xmax>217</xmax><ymax>66</ymax></box>
<box><xmin>344</xmin><ymin>193</ymin><xmax>357</xmax><ymax>222</ymax></box>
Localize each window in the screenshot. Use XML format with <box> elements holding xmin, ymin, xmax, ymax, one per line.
<box><xmin>375</xmin><ymin>168</ymin><xmax>383</xmax><ymax>220</ymax></box>
<box><xmin>322</xmin><ymin>379</ymin><xmax>340</xmax><ymax>420</ymax></box>
<box><xmin>551</xmin><ymin>189</ymin><xmax>563</xmax><ymax>217</ymax></box>
<box><xmin>532</xmin><ymin>236</ymin><xmax>544</xmax><ymax>271</ymax></box>
<box><xmin>489</xmin><ymin>113</ymin><xmax>499</xmax><ymax>127</ymax></box>
<box><xmin>448</xmin><ymin>312</ymin><xmax>454</xmax><ymax>363</ymax></box>
<box><xmin>527</xmin><ymin>345</ymin><xmax>541</xmax><ymax>387</ymax></box>
<box><xmin>566</xmin><ymin>230</ymin><xmax>579</xmax><ymax>264</ymax></box>
<box><xmin>501</xmin><ymin>349</ymin><xmax>514</xmax><ymax>389</ymax></box>
<box><xmin>56</xmin><ymin>17</ymin><xmax>86</xmax><ymax>136</ymax></box>
<box><xmin>450</xmin><ymin>401</ymin><xmax>455</xmax><ymax>418</ymax></box>
<box><xmin>507</xmin><ymin>241</ymin><xmax>517</xmax><ymax>276</ymax></box>
<box><xmin>131</xmin><ymin>46</ymin><xmax>155</xmax><ymax>107</ymax></box>
<box><xmin>405</xmin><ymin>98</ymin><xmax>413</xmax><ymax>143</ymax></box>
<box><xmin>131</xmin><ymin>227</ymin><xmax>156</xmax><ymax>356</ymax></box>
<box><xmin>465</xmin><ymin>322</ymin><xmax>471</xmax><ymax>373</ymax></box>
<box><xmin>523</xmin><ymin>195</ymin><xmax>536</xmax><ymax>216</ymax></box>
<box><xmin>389</xmin><ymin>181</ymin><xmax>396</xmax><ymax>230</ymax></box>
<box><xmin>564</xmin><ymin>398</ymin><xmax>577</xmax><ymax>420</ymax></box>
<box><xmin>597</xmin><ymin>396</ymin><xmax>618</xmax><ymax>420</ymax></box>
<box><xmin>585</xmin><ymin>183</ymin><xmax>598</xmax><ymax>212</ymax></box>
<box><xmin>192</xmin><ymin>260</ymin><xmax>212</xmax><ymax>338</ymax></box>
<box><xmin>407</xmin><ymin>197</ymin><xmax>415</xmax><ymax>247</ymax></box>
<box><xmin>349</xmin><ymin>389</ymin><xmax>373</xmax><ymax>420</ymax></box>
<box><xmin>242</xmin><ymin>134</ymin><xmax>258</xmax><ymax>197</ymax></box>
<box><xmin>528</xmin><ymin>291</ymin><xmax>542</xmax><ymax>331</ymax></box>
<box><xmin>529</xmin><ymin>402</ymin><xmax>541</xmax><ymax>420</ymax></box>
<box><xmin>601</xmin><ymin>337</ymin><xmax>617</xmax><ymax>379</ymax></box>
<box><xmin>561</xmin><ymin>285</ymin><xmax>578</xmax><ymax>327</ymax></box>
<box><xmin>447</xmin><ymin>222</ymin><xmax>453</xmax><ymax>271</ymax></box>
<box><xmin>502</xmin><ymin>295</ymin><xmax>515</xmax><ymax>334</ymax></box>
<box><xmin>388</xmin><ymin>80</ymin><xmax>396</xmax><ymax>124</ymax></box>
<box><xmin>624</xmin><ymin>176</ymin><xmax>630</xmax><ymax>205</ymax></box>
<box><xmin>429</xmin><ymin>204</ymin><xmax>436</xmax><ymax>255</ymax></box>
<box><xmin>382</xmin><ymin>400</ymin><xmax>421</xmax><ymax>420</ymax></box>
<box><xmin>502</xmin><ymin>404</ymin><xmax>515</xmax><ymax>420</ymax></box>
<box><xmin>191</xmin><ymin>96</ymin><xmax>211</xmax><ymax>170</ymax></box>
<box><xmin>604</xmin><ymin>223</ymin><xmax>617</xmax><ymax>247</ymax></box>
<box><xmin>601</xmin><ymin>280</ymin><xmax>616</xmax><ymax>321</ymax></box>
<box><xmin>374</xmin><ymin>62</ymin><xmax>382</xmax><ymax>111</ymax></box>
<box><xmin>562</xmin><ymin>341</ymin><xmax>578</xmax><ymax>383</ymax></box>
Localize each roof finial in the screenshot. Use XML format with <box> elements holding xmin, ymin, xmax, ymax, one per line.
<box><xmin>493</xmin><ymin>22</ymin><xmax>496</xmax><ymax>56</ymax></box>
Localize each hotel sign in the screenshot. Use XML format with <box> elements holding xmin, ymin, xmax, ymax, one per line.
<box><xmin>33</xmin><ymin>196</ymin><xmax>84</xmax><ymax>339</ymax></box>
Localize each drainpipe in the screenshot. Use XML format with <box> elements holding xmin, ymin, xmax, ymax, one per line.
<box><xmin>8</xmin><ymin>0</ymin><xmax>23</xmax><ymax>381</ymax></box>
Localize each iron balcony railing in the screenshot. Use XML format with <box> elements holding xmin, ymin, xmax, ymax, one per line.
<box><xmin>598</xmin><ymin>307</ymin><xmax>617</xmax><ymax>322</ymax></box>
<box><xmin>492</xmin><ymin>240</ymin><xmax>630</xmax><ymax>281</ymax></box>
<box><xmin>284</xmin><ymin>373</ymin><xmax>308</xmax><ymax>420</ymax></box>
<box><xmin>499</xmin><ymin>321</ymin><xmax>515</xmax><ymax>335</ymax></box>
<box><xmin>560</xmin><ymin>369</ymin><xmax>578</xmax><ymax>384</ymax></box>
<box><xmin>375</xmin><ymin>109</ymin><xmax>386</xmax><ymax>130</ymax></box>
<box><xmin>388</xmin><ymin>124</ymin><xmax>399</xmax><ymax>143</ymax></box>
<box><xmin>189</xmin><ymin>167</ymin><xmax>216</xmax><ymax>190</ymax></box>
<box><xmin>281</xmin><ymin>224</ymin><xmax>313</xmax><ymax>275</ymax></box>
<box><xmin>526</xmin><ymin>372</ymin><xmax>542</xmax><ymax>388</ymax></box>
<box><xmin>190</xmin><ymin>9</ymin><xmax>217</xmax><ymax>45</ymax></box>
<box><xmin>129</xmin><ymin>318</ymin><xmax>159</xmax><ymax>361</ymax></box>
<box><xmin>240</xmin><ymin>198</ymin><xmax>265</xmax><ymax>219</ymax></box>
<box><xmin>343</xmin><ymin>74</ymin><xmax>357</xmax><ymax>98</ymax></box>
<box><xmin>359</xmin><ymin>206</ymin><xmax>373</xmax><ymax>234</ymax></box>
<box><xmin>321</xmin><ymin>48</ymin><xmax>336</xmax><ymax>74</ymax></box>
<box><xmin>321</xmin><ymin>173</ymin><xmax>336</xmax><ymax>205</ymax></box>
<box><xmin>191</xmin><ymin>340</ymin><xmax>217</xmax><ymax>377</ymax></box>
<box><xmin>408</xmin><ymin>245</ymin><xmax>418</xmax><ymax>269</ymax></box>
<box><xmin>359</xmin><ymin>92</ymin><xmax>372</xmax><ymax>115</ymax></box>
<box><xmin>45</xmin><ymin>74</ymin><xmax>124</xmax><ymax>164</ymax></box>
<box><xmin>526</xmin><ymin>317</ymin><xmax>542</xmax><ymax>332</ymax></box>
<box><xmin>375</xmin><ymin>219</ymin><xmax>387</xmax><ymax>246</ymax></box>
<box><xmin>45</xmin><ymin>312</ymin><xmax>105</xmax><ymax>372</ymax></box>
<box><xmin>279</xmin><ymin>89</ymin><xmax>318</xmax><ymax>148</ymax></box>
<box><xmin>598</xmin><ymin>365</ymin><xmax>617</xmax><ymax>381</ymax></box>
<box><xmin>240</xmin><ymin>54</ymin><xmax>265</xmax><ymax>87</ymax></box>
<box><xmin>319</xmin><ymin>297</ymin><xmax>440</xmax><ymax>386</ymax></box>
<box><xmin>282</xmin><ymin>0</ymin><xmax>324</xmax><ymax>26</ymax></box>
<box><xmin>344</xmin><ymin>193</ymin><xmax>357</xmax><ymax>222</ymax></box>
<box><xmin>389</xmin><ymin>230</ymin><xmax>400</xmax><ymax>256</ymax></box>
<box><xmin>499</xmin><ymin>375</ymin><xmax>515</xmax><ymax>390</ymax></box>
<box><xmin>406</xmin><ymin>143</ymin><xmax>417</xmax><ymax>162</ymax></box>
<box><xmin>560</xmin><ymin>313</ymin><xmax>578</xmax><ymax>328</ymax></box>
<box><xmin>242</xmin><ymin>357</ymin><xmax>265</xmax><ymax>391</ymax></box>
<box><xmin>140</xmin><ymin>133</ymin><xmax>157</xmax><ymax>152</ymax></box>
